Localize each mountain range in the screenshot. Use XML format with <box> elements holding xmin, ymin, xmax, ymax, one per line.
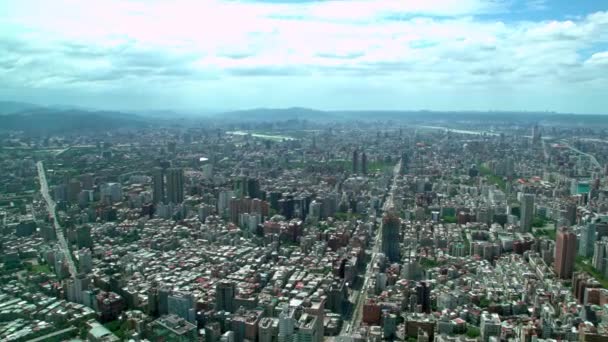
<box><xmin>1</xmin><ymin>101</ymin><xmax>607</xmax><ymax>134</ymax></box>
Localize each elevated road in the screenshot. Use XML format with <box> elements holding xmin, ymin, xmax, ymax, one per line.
<box><xmin>560</xmin><ymin>140</ymin><xmax>601</xmax><ymax>170</ymax></box>
<box><xmin>36</xmin><ymin>161</ymin><xmax>77</xmax><ymax>277</ymax></box>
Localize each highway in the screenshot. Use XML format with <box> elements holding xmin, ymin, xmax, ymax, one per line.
<box><xmin>36</xmin><ymin>161</ymin><xmax>77</xmax><ymax>277</ymax></box>
<box><xmin>342</xmin><ymin>159</ymin><xmax>402</xmax><ymax>335</ymax></box>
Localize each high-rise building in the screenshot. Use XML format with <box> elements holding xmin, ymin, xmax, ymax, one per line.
<box><xmin>520</xmin><ymin>193</ymin><xmax>535</xmax><ymax>232</ymax></box>
<box><xmin>147</xmin><ymin>286</ymin><xmax>159</xmax><ymax>317</ymax></box>
<box><xmin>234</xmin><ymin>176</ymin><xmax>247</xmax><ymax>198</ymax></box>
<box><xmin>77</xmin><ymin>225</ymin><xmax>93</xmax><ymax>249</ymax></box>
<box><xmin>296</xmin><ymin>313</ymin><xmax>322</xmax><ymax>342</ymax></box>
<box><xmin>361</xmin><ymin>152</ymin><xmax>368</xmax><ymax>175</ymax></box>
<box><xmin>352</xmin><ymin>149</ymin><xmax>359</xmax><ymax>174</ymax></box>
<box><xmin>579</xmin><ymin>222</ymin><xmax>597</xmax><ymax>258</ymax></box>
<box><xmin>480</xmin><ymin>312</ymin><xmax>501</xmax><ymax>342</ymax></box>
<box><xmin>168</xmin><ymin>292</ymin><xmax>196</xmax><ymax>323</ymax></box>
<box><xmin>166</xmin><ymin>168</ymin><xmax>185</xmax><ymax>204</ymax></box>
<box><xmin>152</xmin><ymin>167</ymin><xmax>165</xmax><ymax>204</ymax></box>
<box><xmin>258</xmin><ymin>317</ymin><xmax>279</xmax><ymax>342</ymax></box>
<box><xmin>532</xmin><ymin>124</ymin><xmax>541</xmax><ymax>145</ymax></box>
<box><xmin>67</xmin><ymin>179</ymin><xmax>81</xmax><ymax>204</ymax></box>
<box><xmin>79</xmin><ymin>173</ymin><xmax>94</xmax><ymax>190</ymax></box>
<box><xmin>416</xmin><ymin>281</ymin><xmax>431</xmax><ymax>314</ymax></box>
<box><xmin>278</xmin><ymin>306</ymin><xmax>295</xmax><ymax>342</ymax></box>
<box><xmin>78</xmin><ymin>248</ymin><xmax>92</xmax><ymax>274</ymax></box>
<box><xmin>592</xmin><ymin>237</ymin><xmax>608</xmax><ymax>278</ymax></box>
<box><xmin>381</xmin><ymin>211</ymin><xmax>401</xmax><ymax>262</ymax></box>
<box><xmin>100</xmin><ymin>182</ymin><xmax>122</xmax><ymax>203</ymax></box>
<box><xmin>555</xmin><ymin>227</ymin><xmax>577</xmax><ymax>279</ymax></box>
<box><xmin>247</xmin><ymin>178</ymin><xmax>261</xmax><ymax>199</ymax></box>
<box><xmin>216</xmin><ymin>280</ymin><xmax>236</xmax><ymax>313</ymax></box>
<box><xmin>167</xmin><ymin>141</ymin><xmax>177</xmax><ymax>154</ymax></box>
<box><xmin>400</xmin><ymin>152</ymin><xmax>409</xmax><ymax>175</ymax></box>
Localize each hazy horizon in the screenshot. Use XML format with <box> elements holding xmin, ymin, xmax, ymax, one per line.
<box><xmin>1</xmin><ymin>0</ymin><xmax>607</xmax><ymax>114</ymax></box>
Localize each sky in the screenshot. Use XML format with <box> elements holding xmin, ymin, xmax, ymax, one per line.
<box><xmin>0</xmin><ymin>0</ymin><xmax>607</xmax><ymax>114</ymax></box>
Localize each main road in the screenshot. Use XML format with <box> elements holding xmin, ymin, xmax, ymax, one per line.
<box><xmin>342</xmin><ymin>159</ymin><xmax>402</xmax><ymax>335</ymax></box>
<box><xmin>36</xmin><ymin>161</ymin><xmax>77</xmax><ymax>277</ymax></box>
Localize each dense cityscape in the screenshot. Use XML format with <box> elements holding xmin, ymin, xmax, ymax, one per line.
<box><xmin>2</xmin><ymin>114</ymin><xmax>608</xmax><ymax>342</ymax></box>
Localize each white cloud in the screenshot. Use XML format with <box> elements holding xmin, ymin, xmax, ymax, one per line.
<box><xmin>0</xmin><ymin>1</ymin><xmax>607</xmax><ymax>112</ymax></box>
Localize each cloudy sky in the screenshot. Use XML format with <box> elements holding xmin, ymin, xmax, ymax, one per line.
<box><xmin>1</xmin><ymin>0</ymin><xmax>607</xmax><ymax>113</ymax></box>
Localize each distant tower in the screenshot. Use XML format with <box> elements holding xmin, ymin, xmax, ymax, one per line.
<box><xmin>400</xmin><ymin>152</ymin><xmax>408</xmax><ymax>175</ymax></box>
<box><xmin>555</xmin><ymin>227</ymin><xmax>576</xmax><ymax>279</ymax></box>
<box><xmin>152</xmin><ymin>167</ymin><xmax>165</xmax><ymax>204</ymax></box>
<box><xmin>216</xmin><ymin>280</ymin><xmax>235</xmax><ymax>313</ymax></box>
<box><xmin>532</xmin><ymin>124</ymin><xmax>541</xmax><ymax>145</ymax></box>
<box><xmin>520</xmin><ymin>193</ymin><xmax>535</xmax><ymax>233</ymax></box>
<box><xmin>167</xmin><ymin>141</ymin><xmax>177</xmax><ymax>154</ymax></box>
<box><xmin>381</xmin><ymin>211</ymin><xmax>401</xmax><ymax>262</ymax></box>
<box><xmin>352</xmin><ymin>149</ymin><xmax>359</xmax><ymax>174</ymax></box>
<box><xmin>361</xmin><ymin>152</ymin><xmax>368</xmax><ymax>175</ymax></box>
<box><xmin>166</xmin><ymin>168</ymin><xmax>185</xmax><ymax>204</ymax></box>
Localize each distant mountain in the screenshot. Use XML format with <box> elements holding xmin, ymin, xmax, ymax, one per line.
<box><xmin>0</xmin><ymin>102</ymin><xmax>149</xmax><ymax>134</ymax></box>
<box><xmin>217</xmin><ymin>107</ymin><xmax>608</xmax><ymax>125</ymax></box>
<box><xmin>219</xmin><ymin>107</ymin><xmax>339</xmax><ymax>122</ymax></box>
<box><xmin>0</xmin><ymin>101</ymin><xmax>45</xmax><ymax>115</ymax></box>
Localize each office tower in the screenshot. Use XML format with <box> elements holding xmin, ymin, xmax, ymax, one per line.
<box><xmin>66</xmin><ymin>273</ymin><xmax>91</xmax><ymax>304</ymax></box>
<box><xmin>247</xmin><ymin>178</ymin><xmax>261</xmax><ymax>199</ymax></box>
<box><xmin>234</xmin><ymin>177</ymin><xmax>247</xmax><ymax>198</ymax></box>
<box><xmin>168</xmin><ymin>292</ymin><xmax>196</xmax><ymax>323</ymax></box>
<box><xmin>352</xmin><ymin>149</ymin><xmax>359</xmax><ymax>174</ymax></box>
<box><xmin>555</xmin><ymin>227</ymin><xmax>577</xmax><ymax>279</ymax></box>
<box><xmin>167</xmin><ymin>141</ymin><xmax>177</xmax><ymax>154</ymax></box>
<box><xmin>79</xmin><ymin>173</ymin><xmax>94</xmax><ymax>190</ymax></box>
<box><xmin>259</xmin><ymin>317</ymin><xmax>279</xmax><ymax>342</ymax></box>
<box><xmin>77</xmin><ymin>225</ymin><xmax>93</xmax><ymax>249</ymax></box>
<box><xmin>147</xmin><ymin>286</ymin><xmax>159</xmax><ymax>317</ymax></box>
<box><xmin>579</xmin><ymin>222</ymin><xmax>597</xmax><ymax>258</ymax></box>
<box><xmin>532</xmin><ymin>124</ymin><xmax>541</xmax><ymax>145</ymax></box>
<box><xmin>520</xmin><ymin>193</ymin><xmax>535</xmax><ymax>232</ymax></box>
<box><xmin>361</xmin><ymin>152</ymin><xmax>368</xmax><ymax>175</ymax></box>
<box><xmin>100</xmin><ymin>182</ymin><xmax>122</xmax><ymax>203</ymax></box>
<box><xmin>308</xmin><ymin>201</ymin><xmax>321</xmax><ymax>223</ymax></box>
<box><xmin>480</xmin><ymin>312</ymin><xmax>501</xmax><ymax>342</ymax></box>
<box><xmin>158</xmin><ymin>287</ymin><xmax>170</xmax><ymax>316</ymax></box>
<box><xmin>416</xmin><ymin>281</ymin><xmax>431</xmax><ymax>314</ymax></box>
<box><xmin>216</xmin><ymin>280</ymin><xmax>236</xmax><ymax>313</ymax></box>
<box><xmin>152</xmin><ymin>167</ymin><xmax>165</xmax><ymax>204</ymax></box>
<box><xmin>78</xmin><ymin>248</ymin><xmax>92</xmax><ymax>273</ymax></box>
<box><xmin>229</xmin><ymin>197</ymin><xmax>241</xmax><ymax>224</ymax></box>
<box><xmin>381</xmin><ymin>211</ymin><xmax>401</xmax><ymax>262</ymax></box>
<box><xmin>383</xmin><ymin>312</ymin><xmax>397</xmax><ymax>339</ymax></box>
<box><xmin>296</xmin><ymin>313</ymin><xmax>322</xmax><ymax>342</ymax></box>
<box><xmin>468</xmin><ymin>164</ymin><xmax>479</xmax><ymax>177</ymax></box>
<box><xmin>166</xmin><ymin>168</ymin><xmax>184</xmax><ymax>204</ymax></box>
<box><xmin>67</xmin><ymin>179</ymin><xmax>81</xmax><ymax>204</ymax></box>
<box><xmin>592</xmin><ymin>237</ymin><xmax>608</xmax><ymax>278</ymax></box>
<box><xmin>53</xmin><ymin>184</ymin><xmax>68</xmax><ymax>202</ymax></box>
<box><xmin>278</xmin><ymin>306</ymin><xmax>295</xmax><ymax>342</ymax></box>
